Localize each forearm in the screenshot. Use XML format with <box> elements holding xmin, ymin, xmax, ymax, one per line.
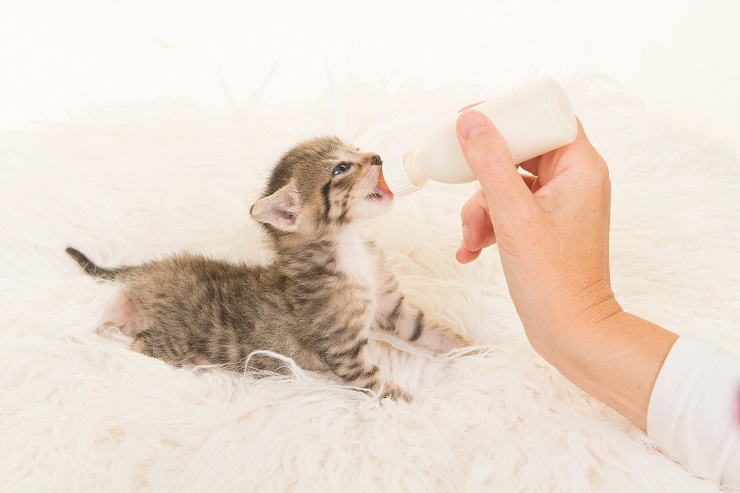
<box><xmin>533</xmin><ymin>310</ymin><xmax>679</xmax><ymax>430</ymax></box>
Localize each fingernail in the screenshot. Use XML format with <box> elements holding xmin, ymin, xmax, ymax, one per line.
<box><xmin>458</xmin><ymin>110</ymin><xmax>488</xmax><ymax>140</ymax></box>
<box><xmin>462</xmin><ymin>224</ymin><xmax>471</xmax><ymax>246</ymax></box>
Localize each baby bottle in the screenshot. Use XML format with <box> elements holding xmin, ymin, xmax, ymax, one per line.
<box><xmin>382</xmin><ymin>78</ymin><xmax>578</xmax><ymax>196</ymax></box>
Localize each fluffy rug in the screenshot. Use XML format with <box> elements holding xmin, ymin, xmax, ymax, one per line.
<box><xmin>1</xmin><ymin>75</ymin><xmax>738</xmax><ymax>492</ymax></box>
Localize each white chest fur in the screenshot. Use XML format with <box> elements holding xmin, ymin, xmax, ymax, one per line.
<box><xmin>335</xmin><ymin>227</ymin><xmax>378</xmax><ymax>289</ymax></box>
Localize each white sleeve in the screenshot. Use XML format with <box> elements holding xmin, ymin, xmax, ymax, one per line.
<box><xmin>647</xmin><ymin>333</ymin><xmax>740</xmax><ymax>488</ymax></box>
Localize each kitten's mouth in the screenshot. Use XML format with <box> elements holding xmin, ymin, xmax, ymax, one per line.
<box><xmin>368</xmin><ymin>170</ymin><xmax>394</xmax><ymax>201</ymax></box>
<box><xmin>368</xmin><ymin>188</ymin><xmax>391</xmax><ymax>200</ymax></box>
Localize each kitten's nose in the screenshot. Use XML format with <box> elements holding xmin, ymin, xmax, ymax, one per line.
<box><xmin>360</xmin><ymin>152</ymin><xmax>382</xmax><ymax>166</ymax></box>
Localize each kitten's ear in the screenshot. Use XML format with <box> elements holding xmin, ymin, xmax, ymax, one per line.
<box><xmin>250</xmin><ymin>184</ymin><xmax>301</xmax><ymax>231</ymax></box>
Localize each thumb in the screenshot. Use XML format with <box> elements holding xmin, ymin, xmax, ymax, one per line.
<box><xmin>457</xmin><ymin>110</ymin><xmax>538</xmax><ymax>218</ymax></box>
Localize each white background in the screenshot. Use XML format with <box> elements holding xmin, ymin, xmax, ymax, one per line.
<box><xmin>1</xmin><ymin>0</ymin><xmax>739</xmax><ymax>147</ymax></box>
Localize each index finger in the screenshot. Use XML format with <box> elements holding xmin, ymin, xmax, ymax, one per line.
<box><xmin>516</xmin><ymin>118</ymin><xmax>600</xmax><ymax>184</ymax></box>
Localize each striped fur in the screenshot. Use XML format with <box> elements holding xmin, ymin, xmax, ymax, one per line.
<box><xmin>67</xmin><ymin>137</ymin><xmax>470</xmax><ymax>401</ymax></box>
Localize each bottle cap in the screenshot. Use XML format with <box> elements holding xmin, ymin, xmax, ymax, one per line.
<box><xmin>382</xmin><ymin>152</ymin><xmax>422</xmax><ymax>197</ymax></box>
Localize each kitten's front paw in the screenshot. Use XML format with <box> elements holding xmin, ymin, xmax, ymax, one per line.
<box><xmin>377</xmin><ymin>380</ymin><xmax>412</xmax><ymax>402</ymax></box>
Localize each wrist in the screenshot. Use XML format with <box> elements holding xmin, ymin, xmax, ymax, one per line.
<box><xmin>530</xmin><ymin>308</ymin><xmax>678</xmax><ymax>430</ymax></box>
<box><xmin>527</xmin><ymin>293</ymin><xmax>624</xmax><ymax>366</ymax></box>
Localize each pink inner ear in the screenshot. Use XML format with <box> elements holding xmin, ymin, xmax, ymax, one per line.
<box><xmin>277</xmin><ymin>209</ymin><xmax>295</xmax><ymax>221</ymax></box>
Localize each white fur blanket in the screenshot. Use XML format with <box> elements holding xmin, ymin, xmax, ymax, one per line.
<box><xmin>1</xmin><ymin>75</ymin><xmax>738</xmax><ymax>492</ymax></box>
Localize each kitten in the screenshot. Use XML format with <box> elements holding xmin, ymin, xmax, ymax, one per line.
<box><xmin>67</xmin><ymin>136</ymin><xmax>470</xmax><ymax>401</ymax></box>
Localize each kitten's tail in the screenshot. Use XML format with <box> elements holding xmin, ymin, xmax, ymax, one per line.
<box><xmin>66</xmin><ymin>247</ymin><xmax>123</xmax><ymax>281</ymax></box>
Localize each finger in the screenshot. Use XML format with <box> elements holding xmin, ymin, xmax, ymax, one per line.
<box><xmin>527</xmin><ymin>118</ymin><xmax>605</xmax><ymax>189</ymax></box>
<box><xmin>458</xmin><ymin>173</ymin><xmax>535</xmax><ymax>260</ymax></box>
<box><xmin>463</xmin><ymin>174</ymin><xmax>536</xmax><ymax>210</ymax></box>
<box><xmin>462</xmin><ymin>200</ymin><xmax>496</xmax><ymax>252</ymax></box>
<box><xmin>520</xmin><ymin>172</ymin><xmax>537</xmax><ymax>190</ymax></box>
<box><xmin>455</xmin><ymin>245</ymin><xmax>483</xmax><ymax>264</ymax></box>
<box><xmin>530</xmin><ymin>176</ymin><xmax>543</xmax><ymax>194</ymax></box>
<box><xmin>457</xmin><ymin>189</ymin><xmax>494</xmax><ymax>264</ymax></box>
<box><xmin>457</xmin><ymin>110</ymin><xmax>539</xmax><ymax>220</ymax></box>
<box><xmin>516</xmin><ymin>118</ymin><xmax>595</xmax><ymax>180</ymax></box>
<box><xmin>519</xmin><ymin>156</ymin><xmax>541</xmax><ymax>176</ymax></box>
<box><xmin>457</xmin><ymin>191</ymin><xmax>493</xmax><ymax>264</ymax></box>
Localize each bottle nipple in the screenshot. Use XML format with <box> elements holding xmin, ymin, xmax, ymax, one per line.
<box><xmin>377</xmin><ymin>169</ymin><xmax>392</xmax><ymax>195</ymax></box>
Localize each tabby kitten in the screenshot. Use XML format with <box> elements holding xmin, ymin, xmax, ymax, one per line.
<box><xmin>67</xmin><ymin>136</ymin><xmax>470</xmax><ymax>401</ymax></box>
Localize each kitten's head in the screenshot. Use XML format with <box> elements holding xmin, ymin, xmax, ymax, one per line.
<box><xmin>250</xmin><ymin>136</ymin><xmax>393</xmax><ymax>238</ymax></box>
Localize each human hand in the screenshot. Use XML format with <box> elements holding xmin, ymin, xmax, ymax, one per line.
<box><xmin>455</xmin><ymin>111</ymin><xmax>621</xmax><ymax>353</ymax></box>
<box><xmin>453</xmin><ymin>110</ymin><xmax>735</xmax><ymax>484</ymax></box>
<box><xmin>454</xmin><ymin>110</ymin><xmax>680</xmax><ymax>432</ymax></box>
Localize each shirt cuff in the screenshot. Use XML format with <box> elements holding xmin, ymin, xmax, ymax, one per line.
<box><xmin>647</xmin><ymin>333</ymin><xmax>740</xmax><ymax>487</ymax></box>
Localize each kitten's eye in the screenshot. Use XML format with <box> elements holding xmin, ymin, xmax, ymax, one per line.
<box><xmin>332</xmin><ymin>163</ymin><xmax>351</xmax><ymax>176</ymax></box>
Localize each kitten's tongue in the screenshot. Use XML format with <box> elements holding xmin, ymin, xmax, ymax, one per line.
<box><xmin>376</xmin><ymin>170</ymin><xmax>393</xmax><ymax>196</ymax></box>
